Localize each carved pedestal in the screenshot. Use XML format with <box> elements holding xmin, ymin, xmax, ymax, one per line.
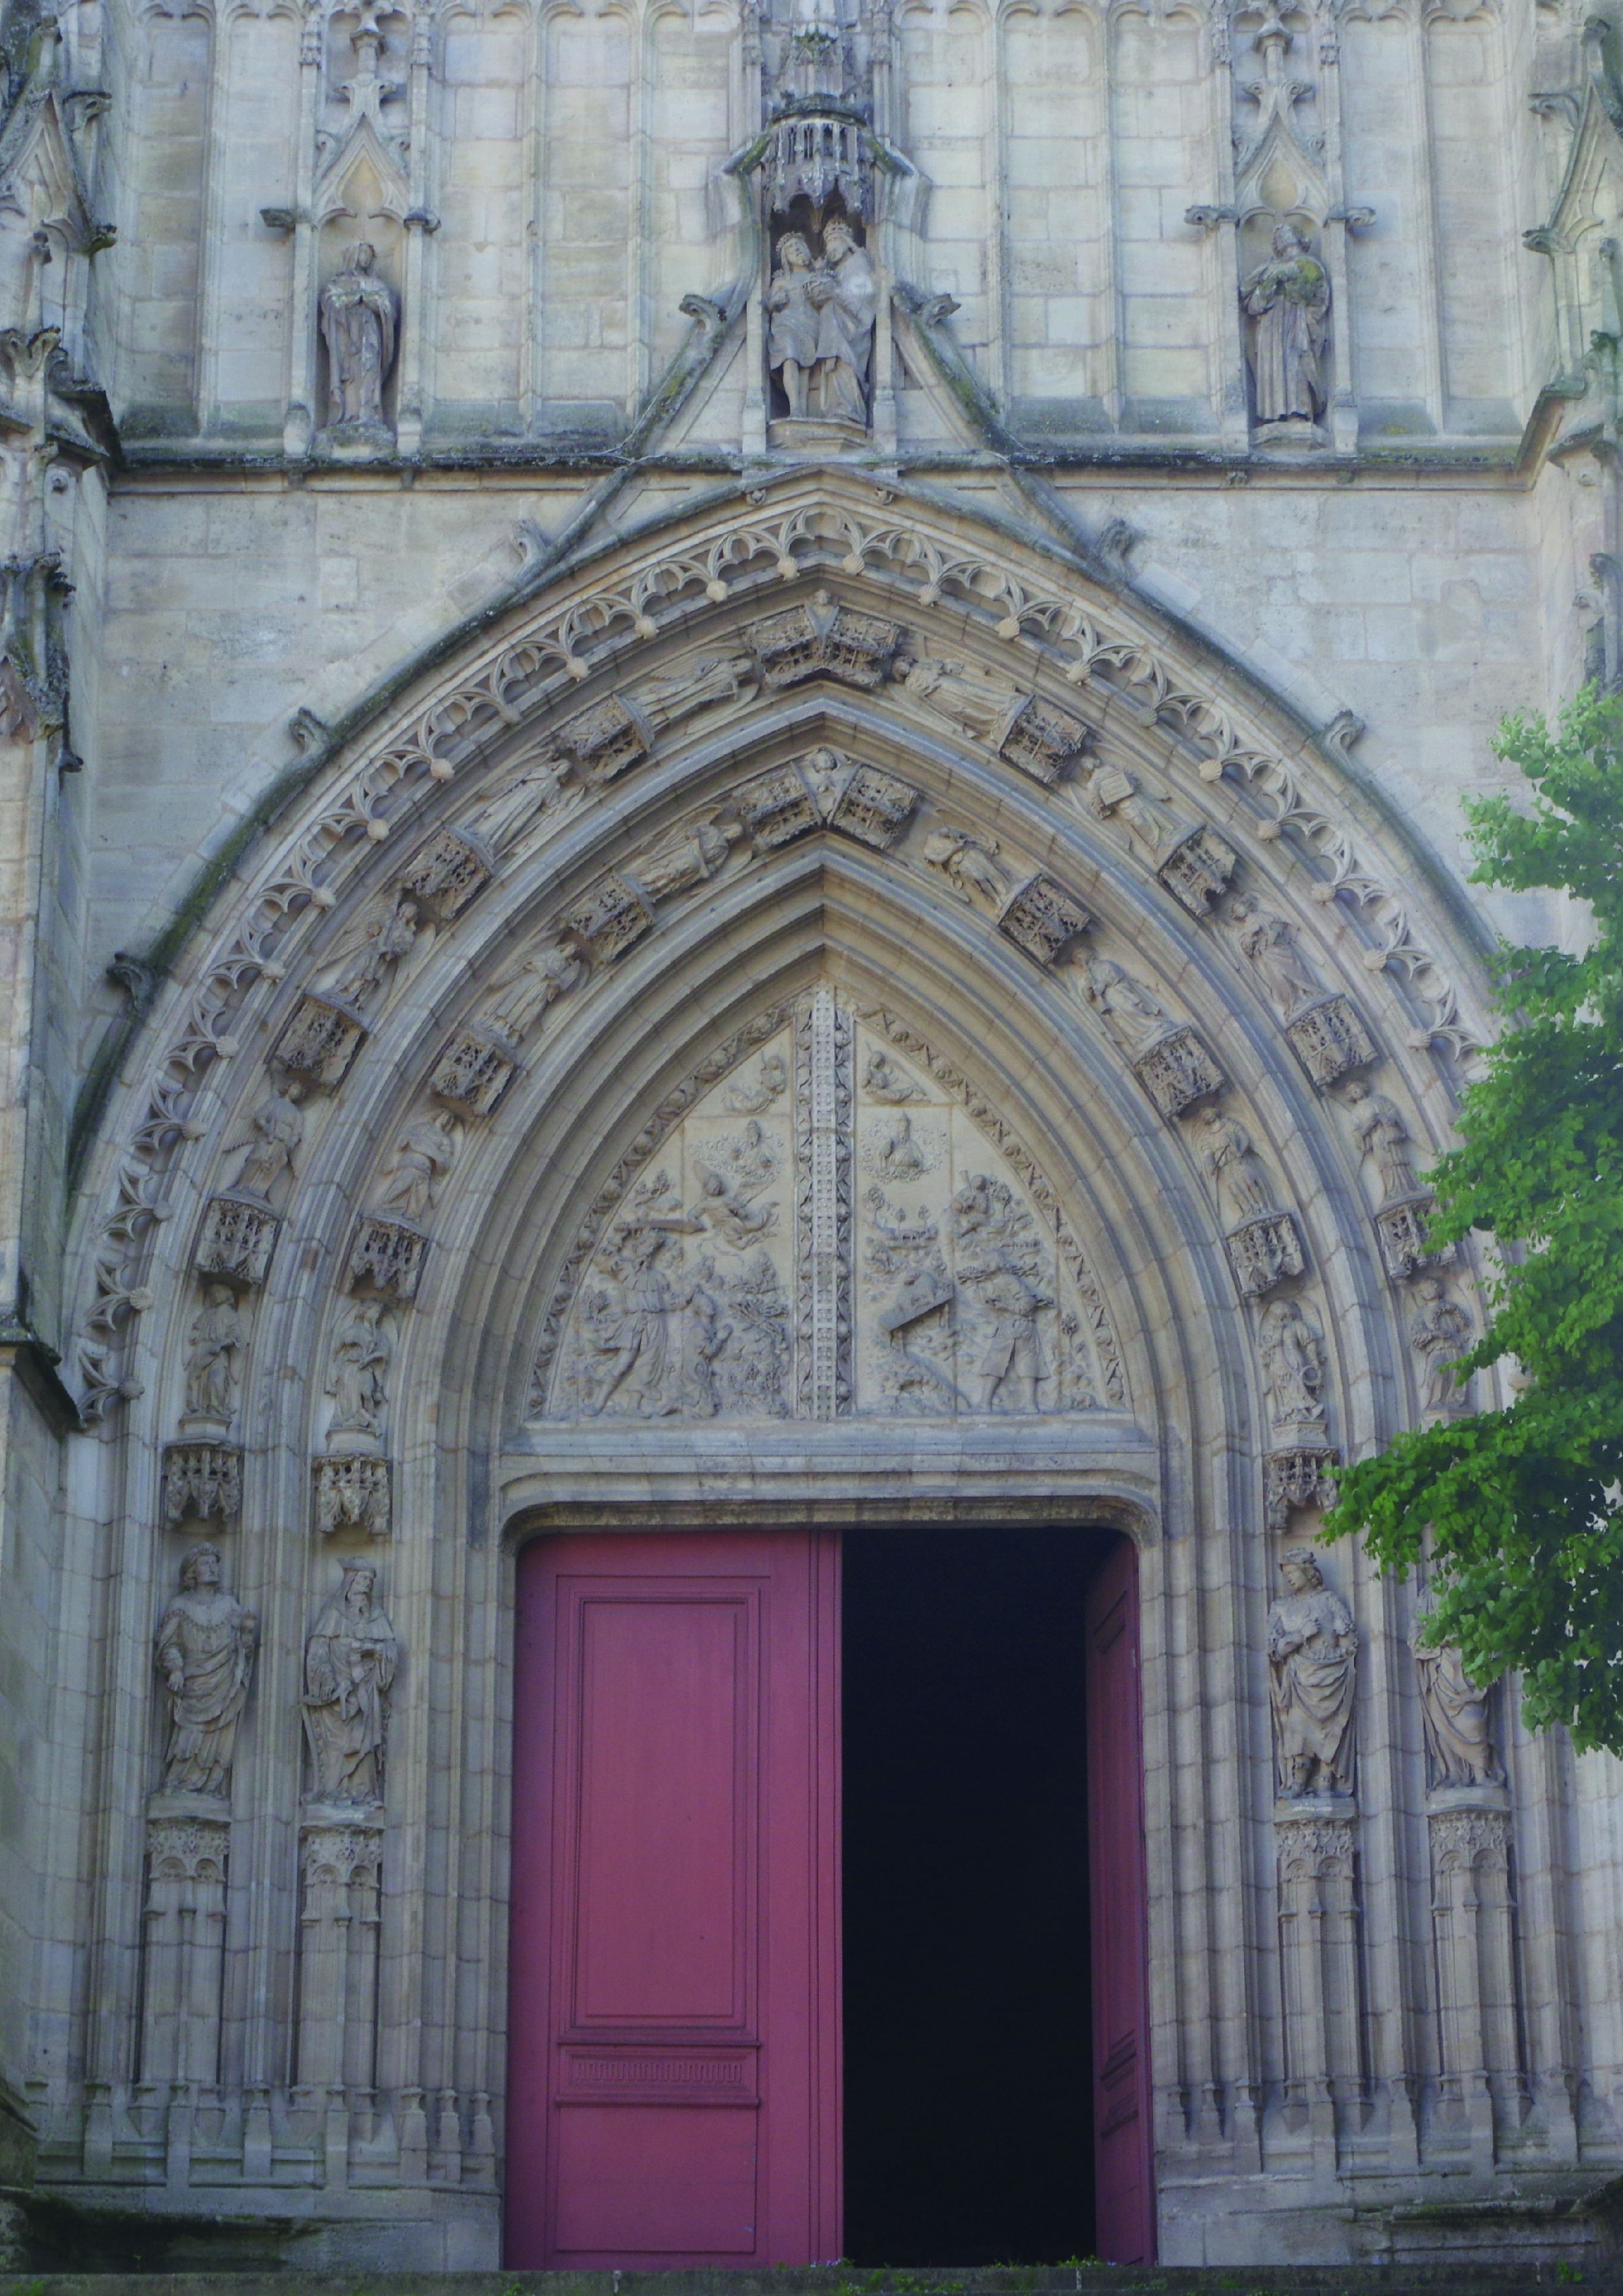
<box><xmin>1225</xmin><ymin>1209</ymin><xmax>1305</xmax><ymax>1298</ymax></box>
<box><xmin>1132</xmin><ymin>1024</ymin><xmax>1224</xmax><ymax>1118</ymax></box>
<box><xmin>1429</xmin><ymin>1789</ymin><xmax>1520</xmax><ymax>2165</ymax></box>
<box><xmin>139</xmin><ymin>1798</ymin><xmax>231</xmax><ymax>2087</ymax></box>
<box><xmin>1285</xmin><ymin>992</ymin><xmax>1378</xmax><ymax>1086</ymax></box>
<box><xmin>1275</xmin><ymin>1801</ymin><xmax>1361</xmax><ymax>2149</ymax></box>
<box><xmin>161</xmin><ymin>1441</ymin><xmax>243</xmax><ymax>1530</ymax></box>
<box><xmin>296</xmin><ymin>1810</ymin><xmax>385</xmax><ymax>2093</ymax></box>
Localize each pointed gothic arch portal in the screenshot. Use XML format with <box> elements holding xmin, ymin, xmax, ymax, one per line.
<box><xmin>507</xmin><ymin>1521</ymin><xmax>1149</xmax><ymax>2270</ymax></box>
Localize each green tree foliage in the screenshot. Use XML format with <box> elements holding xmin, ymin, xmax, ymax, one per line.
<box><xmin>1325</xmin><ymin>686</ymin><xmax>1623</xmax><ymax>1753</ymax></box>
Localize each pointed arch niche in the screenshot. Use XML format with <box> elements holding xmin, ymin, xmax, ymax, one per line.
<box><xmin>50</xmin><ymin>471</ymin><xmax>1518</xmax><ymax>2265</ymax></box>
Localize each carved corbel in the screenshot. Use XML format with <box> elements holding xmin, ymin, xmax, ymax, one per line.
<box><xmin>162</xmin><ymin>1440</ymin><xmax>243</xmax><ymax>1530</ymax></box>
<box><xmin>313</xmin><ymin>1454</ymin><xmax>391</xmax><ymax>1539</ymax></box>
<box><xmin>1374</xmin><ymin>1193</ymin><xmax>1454</xmax><ymax>1282</ymax></box>
<box><xmin>195</xmin><ymin>1194</ymin><xmax>281</xmax><ymax>1290</ymax></box>
<box><xmin>272</xmin><ymin>993</ymin><xmax>370</xmax><ymax>1090</ymax></box>
<box><xmin>1283</xmin><ymin>992</ymin><xmax>1379</xmax><ymax>1086</ymax></box>
<box><xmin>1226</xmin><ymin>1210</ymin><xmax>1306</xmax><ymax>1300</ymax></box>
<box><xmin>346</xmin><ymin>1214</ymin><xmax>428</xmax><ymax>1302</ymax></box>
<box><xmin>1264</xmin><ymin>1442</ymin><xmax>1340</xmax><ymax>1533</ymax></box>
<box><xmin>429</xmin><ymin>1029</ymin><xmax>520</xmax><ymax>1119</ymax></box>
<box><xmin>1132</xmin><ymin>1026</ymin><xmax>1226</xmax><ymax>1119</ymax></box>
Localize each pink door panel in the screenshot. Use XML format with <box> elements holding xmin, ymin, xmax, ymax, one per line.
<box><xmin>508</xmin><ymin>1532</ymin><xmax>841</xmax><ymax>2268</ymax></box>
<box><xmin>1086</xmin><ymin>1537</ymin><xmax>1154</xmax><ymax>2264</ymax></box>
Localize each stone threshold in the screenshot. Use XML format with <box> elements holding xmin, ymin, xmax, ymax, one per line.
<box><xmin>7</xmin><ymin>2269</ymin><xmax>1623</xmax><ymax>2296</ymax></box>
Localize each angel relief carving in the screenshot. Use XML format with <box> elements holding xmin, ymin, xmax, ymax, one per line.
<box><xmin>539</xmin><ymin>1004</ymin><xmax>1119</xmax><ymax>1421</ymax></box>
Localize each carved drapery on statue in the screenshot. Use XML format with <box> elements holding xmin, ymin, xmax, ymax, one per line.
<box><xmin>537</xmin><ymin>992</ymin><xmax>1124</xmax><ymax>1420</ymax></box>
<box><xmin>154</xmin><ymin>1543</ymin><xmax>259</xmax><ymax>1799</ymax></box>
<box><xmin>1268</xmin><ymin>1549</ymin><xmax>1357</xmax><ymax>1800</ymax></box>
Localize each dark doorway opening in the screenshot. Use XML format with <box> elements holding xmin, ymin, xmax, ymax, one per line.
<box><xmin>842</xmin><ymin>1524</ymin><xmax>1107</xmax><ymax>2265</ymax></box>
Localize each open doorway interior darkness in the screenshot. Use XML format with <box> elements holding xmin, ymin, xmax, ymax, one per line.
<box><xmin>842</xmin><ymin>1524</ymin><xmax>1105</xmax><ymax>2265</ymax></box>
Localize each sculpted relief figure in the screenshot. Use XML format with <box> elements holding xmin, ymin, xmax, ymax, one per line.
<box><xmin>468</xmin><ymin>757</ymin><xmax>567</xmax><ymax>852</ymax></box>
<box><xmin>183</xmin><ymin>1283</ymin><xmax>244</xmax><ymax>1426</ymax></box>
<box><xmin>154</xmin><ymin>1543</ymin><xmax>259</xmax><ymax>1799</ymax></box>
<box><xmin>225</xmin><ymin>1079</ymin><xmax>306</xmax><ymax>1202</ymax></box>
<box><xmin>862</xmin><ymin>1048</ymin><xmax>927</xmax><ymax>1103</ymax></box>
<box><xmin>1228</xmin><ymin>892</ymin><xmax>1323</xmax><ymax>1020</ymax></box>
<box><xmin>895</xmin><ymin>655</ymin><xmax>1027</xmax><ymax>747</ymax></box>
<box><xmin>1412</xmin><ymin>1607</ymin><xmax>1505</xmax><ymax>1792</ymax></box>
<box><xmin>374</xmin><ymin>1107</ymin><xmax>461</xmax><ymax>1227</ymax></box>
<box><xmin>627</xmin><ymin>816</ymin><xmax>741</xmax><ymax>901</ymax></box>
<box><xmin>1344</xmin><ymin>1078</ymin><xmax>1415</xmax><ymax>1202</ymax></box>
<box><xmin>1268</xmin><ymin>1548</ymin><xmax>1357</xmax><ymax>1799</ymax></box>
<box><xmin>325</xmin><ymin>1297</ymin><xmax>393</xmax><ymax>1444</ymax></box>
<box><xmin>319</xmin><ymin>884</ymin><xmax>425</xmax><ymax>1014</ymax></box>
<box><xmin>1195</xmin><ymin>1103</ymin><xmax>1278</xmax><ymax>1225</ymax></box>
<box><xmin>635</xmin><ymin>653</ymin><xmax>756</xmax><ymax>731</ymax></box>
<box><xmin>767</xmin><ymin>233</ymin><xmax>821</xmax><ymax>418</ymax></box>
<box><xmin>1242</xmin><ymin>221</ymin><xmax>1329</xmax><ymax>430</ymax></box>
<box><xmin>921</xmin><ymin>827</ymin><xmax>1013</xmax><ymax>911</ymax></box>
<box><xmin>724</xmin><ymin>1050</ymin><xmax>789</xmax><ymax>1114</ymax></box>
<box><xmin>302</xmin><ymin>1561</ymin><xmax>398</xmax><ymax>1807</ymax></box>
<box><xmin>1259</xmin><ymin>1295</ymin><xmax>1327</xmax><ymax>1428</ymax></box>
<box><xmin>1079</xmin><ymin>953</ymin><xmax>1172</xmax><ymax>1057</ymax></box>
<box><xmin>320</xmin><ymin>242</ymin><xmax>398</xmax><ymax>431</ymax></box>
<box><xmin>482</xmin><ymin>938</ymin><xmax>584</xmax><ymax>1043</ymax></box>
<box><xmin>1410</xmin><ymin>1276</ymin><xmax>1473</xmax><ymax>1416</ymax></box>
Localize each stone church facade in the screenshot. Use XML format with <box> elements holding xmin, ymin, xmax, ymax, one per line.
<box><xmin>3</xmin><ymin>0</ymin><xmax>1623</xmax><ymax>2268</ymax></box>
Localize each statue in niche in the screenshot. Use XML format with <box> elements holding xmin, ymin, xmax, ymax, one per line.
<box><xmin>810</xmin><ymin>218</ymin><xmax>876</xmax><ymax>424</ymax></box>
<box><xmin>183</xmin><ymin>1283</ymin><xmax>244</xmax><ymax>1426</ymax></box>
<box><xmin>325</xmin><ymin>1297</ymin><xmax>393</xmax><ymax>1443</ymax></box>
<box><xmin>374</xmin><ymin>1107</ymin><xmax>461</xmax><ymax>1227</ymax></box>
<box><xmin>154</xmin><ymin>1543</ymin><xmax>259</xmax><ymax>1799</ymax></box>
<box><xmin>635</xmin><ymin>653</ymin><xmax>755</xmax><ymax>728</ymax></box>
<box><xmin>1343</xmin><ymin>1078</ymin><xmax>1415</xmax><ymax>1202</ymax></box>
<box><xmin>767</xmin><ymin>232</ymin><xmax>822</xmax><ymax>419</ymax></box>
<box><xmin>468</xmin><ymin>758</ymin><xmax>566</xmax><ymax>852</ymax></box>
<box><xmin>767</xmin><ymin>221</ymin><xmax>877</xmax><ymax>426</ymax></box>
<box><xmin>893</xmin><ymin>654</ymin><xmax>1027</xmax><ymax>746</ymax></box>
<box><xmin>1242</xmin><ymin>221</ymin><xmax>1329</xmax><ymax>431</ymax></box>
<box><xmin>1258</xmin><ymin>1295</ymin><xmax>1327</xmax><ymax>1428</ymax></box>
<box><xmin>724</xmin><ymin>1050</ymin><xmax>789</xmax><ymax>1114</ymax></box>
<box><xmin>302</xmin><ymin>1560</ymin><xmax>398</xmax><ymax>1808</ymax></box>
<box><xmin>320</xmin><ymin>242</ymin><xmax>399</xmax><ymax>431</ymax></box>
<box><xmin>1412</xmin><ymin>1599</ymin><xmax>1504</xmax><ymax>1791</ymax></box>
<box><xmin>1410</xmin><ymin>1276</ymin><xmax>1472</xmax><ymax>1416</ymax></box>
<box><xmin>1227</xmin><ymin>891</ymin><xmax>1323</xmax><ymax>1019</ymax></box>
<box><xmin>1194</xmin><ymin>1103</ymin><xmax>1278</xmax><ymax>1225</ymax></box>
<box><xmin>482</xmin><ymin>939</ymin><xmax>584</xmax><ymax>1043</ymax></box>
<box><xmin>225</xmin><ymin>1077</ymin><xmax>306</xmax><ymax>1202</ymax></box>
<box><xmin>1079</xmin><ymin>953</ymin><xmax>1172</xmax><ymax>1056</ymax></box>
<box><xmin>862</xmin><ymin>1047</ymin><xmax>927</xmax><ymax>1103</ymax></box>
<box><xmin>1267</xmin><ymin>1548</ymin><xmax>1357</xmax><ymax>1799</ymax></box>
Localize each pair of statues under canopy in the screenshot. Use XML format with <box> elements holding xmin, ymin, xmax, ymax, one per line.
<box><xmin>767</xmin><ymin>217</ymin><xmax>877</xmax><ymax>427</ymax></box>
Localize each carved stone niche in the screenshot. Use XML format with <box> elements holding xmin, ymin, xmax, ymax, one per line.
<box><xmin>998</xmin><ymin>697</ymin><xmax>1090</xmax><ymax>787</ymax></box>
<box><xmin>559</xmin><ymin>873</ymin><xmax>654</xmax><ymax>965</ymax></box>
<box><xmin>1375</xmin><ymin>1192</ymin><xmax>1454</xmax><ymax>1282</ymax></box>
<box><xmin>997</xmin><ymin>874</ymin><xmax>1094</xmax><ymax>967</ymax></box>
<box><xmin>429</xmin><ymin>1027</ymin><xmax>520</xmax><ymax>1119</ymax></box>
<box><xmin>745</xmin><ymin>594</ymin><xmax>904</xmax><ymax>691</ymax></box>
<box><xmin>162</xmin><ymin>1440</ymin><xmax>243</xmax><ymax>1530</ymax></box>
<box><xmin>734</xmin><ymin>753</ymin><xmax>919</xmax><ymax>854</ymax></box>
<box><xmin>398</xmin><ymin>824</ymin><xmax>495</xmax><ymax>923</ymax></box>
<box><xmin>552</xmin><ymin>694</ymin><xmax>649</xmax><ymax>783</ymax></box>
<box><xmin>1264</xmin><ymin>1443</ymin><xmax>1340</xmax><ymax>1534</ymax></box>
<box><xmin>346</xmin><ymin>1215</ymin><xmax>428</xmax><ymax>1302</ymax></box>
<box><xmin>195</xmin><ymin>1193</ymin><xmax>281</xmax><ymax>1289</ymax></box>
<box><xmin>1284</xmin><ymin>991</ymin><xmax>1379</xmax><ymax>1088</ymax></box>
<box><xmin>1156</xmin><ymin>824</ymin><xmax>1238</xmax><ymax>917</ymax></box>
<box><xmin>1226</xmin><ymin>1209</ymin><xmax>1306</xmax><ymax>1300</ymax></box>
<box><xmin>1132</xmin><ymin>1026</ymin><xmax>1226</xmax><ymax>1119</ymax></box>
<box><xmin>272</xmin><ymin>992</ymin><xmax>370</xmax><ymax>1090</ymax></box>
<box><xmin>313</xmin><ymin>1453</ymin><xmax>391</xmax><ymax>1539</ymax></box>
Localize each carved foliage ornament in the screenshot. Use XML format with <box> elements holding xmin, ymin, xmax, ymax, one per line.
<box><xmin>73</xmin><ymin>491</ymin><xmax>1476</xmax><ymax>1422</ymax></box>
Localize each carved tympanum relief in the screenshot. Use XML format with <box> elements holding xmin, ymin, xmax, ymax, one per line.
<box><xmin>539</xmin><ymin>995</ymin><xmax>1120</xmax><ymax>1420</ymax></box>
<box><xmin>154</xmin><ymin>1542</ymin><xmax>259</xmax><ymax>1801</ymax></box>
<box><xmin>1268</xmin><ymin>1547</ymin><xmax>1357</xmax><ymax>1801</ymax></box>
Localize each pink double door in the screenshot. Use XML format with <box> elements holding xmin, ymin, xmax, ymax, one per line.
<box><xmin>507</xmin><ymin>1528</ymin><xmax>1150</xmax><ymax>2268</ymax></box>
